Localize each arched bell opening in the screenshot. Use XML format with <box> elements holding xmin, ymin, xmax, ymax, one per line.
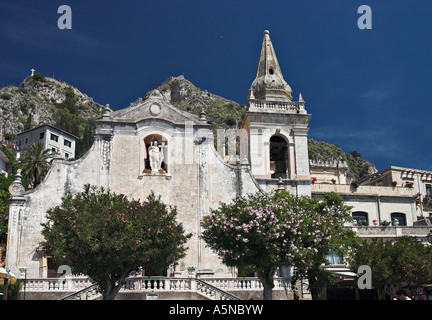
<box><xmin>270</xmin><ymin>135</ymin><xmax>289</xmax><ymax>179</ymax></box>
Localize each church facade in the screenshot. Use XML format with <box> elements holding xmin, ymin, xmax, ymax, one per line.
<box><xmin>5</xmin><ymin>31</ymin><xmax>430</xmax><ymax>280</ymax></box>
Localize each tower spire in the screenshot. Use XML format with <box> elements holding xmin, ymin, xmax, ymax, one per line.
<box><xmin>248</xmin><ymin>30</ymin><xmax>292</xmax><ymax>102</ymax></box>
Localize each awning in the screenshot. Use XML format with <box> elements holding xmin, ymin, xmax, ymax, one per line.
<box><xmin>0</xmin><ymin>268</ymin><xmax>17</xmax><ymax>285</ymax></box>
<box><xmin>323</xmin><ymin>266</ymin><xmax>357</xmax><ymax>280</ymax></box>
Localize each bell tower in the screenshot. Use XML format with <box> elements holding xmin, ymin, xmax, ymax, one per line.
<box><xmin>243</xmin><ymin>30</ymin><xmax>311</xmax><ymax>196</ymax></box>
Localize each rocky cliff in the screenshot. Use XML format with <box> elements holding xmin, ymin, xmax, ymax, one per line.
<box><xmin>130</xmin><ymin>75</ymin><xmax>246</xmax><ymax>131</ymax></box>
<box><xmin>0</xmin><ymin>74</ymin><xmax>104</xmax><ymax>137</ymax></box>
<box><xmin>308</xmin><ymin>138</ymin><xmax>377</xmax><ymax>182</ymax></box>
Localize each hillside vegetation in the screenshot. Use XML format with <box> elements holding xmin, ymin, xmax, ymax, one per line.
<box><xmin>0</xmin><ymin>73</ymin><xmax>105</xmax><ymax>157</ymax></box>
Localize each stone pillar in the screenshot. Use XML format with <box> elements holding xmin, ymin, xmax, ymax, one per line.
<box><xmin>196</xmin><ymin>130</ymin><xmax>211</xmax><ymax>272</ymax></box>
<box><xmin>249</xmin><ymin>128</ymin><xmax>267</xmax><ymax>178</ymax></box>
<box><xmin>292</xmin><ymin>127</ymin><xmax>311</xmax><ymax>197</ymax></box>
<box><xmin>292</xmin><ymin>127</ymin><xmax>310</xmax><ymax>178</ymax></box>
<box><xmin>5</xmin><ymin>170</ymin><xmax>26</xmax><ymax>276</ymax></box>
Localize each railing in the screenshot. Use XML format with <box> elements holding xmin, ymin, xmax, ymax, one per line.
<box><xmin>60</xmin><ymin>284</ymin><xmax>99</xmax><ymax>300</ymax></box>
<box><xmin>24</xmin><ymin>277</ymin><xmax>92</xmax><ymax>291</ymax></box>
<box><xmin>204</xmin><ymin>277</ymin><xmax>290</xmax><ymax>291</ymax></box>
<box><xmin>311</xmin><ymin>183</ymin><xmax>416</xmax><ymax>197</ymax></box>
<box><xmin>121</xmin><ymin>277</ymin><xmax>192</xmax><ymax>291</ymax></box>
<box><xmin>195</xmin><ymin>279</ymin><xmax>241</xmax><ymax>300</ymax></box>
<box><xmin>23</xmin><ymin>276</ymin><xmax>291</xmax><ymax>300</ymax></box>
<box><xmin>248</xmin><ymin>99</ymin><xmax>304</xmax><ymax>113</ymax></box>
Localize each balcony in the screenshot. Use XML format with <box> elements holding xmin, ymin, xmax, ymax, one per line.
<box><xmin>351</xmin><ymin>225</ymin><xmax>431</xmax><ymax>239</ymax></box>
<box><xmin>311</xmin><ymin>183</ymin><xmax>416</xmax><ymax>198</ymax></box>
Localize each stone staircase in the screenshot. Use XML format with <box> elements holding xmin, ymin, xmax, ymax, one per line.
<box><xmin>59</xmin><ymin>278</ymin><xmax>241</xmax><ymax>300</ymax></box>
<box><xmin>60</xmin><ymin>283</ymin><xmax>100</xmax><ymax>300</ymax></box>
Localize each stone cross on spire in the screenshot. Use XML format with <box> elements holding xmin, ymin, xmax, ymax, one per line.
<box><xmin>31</xmin><ymin>68</ymin><xmax>35</xmax><ymax>76</ymax></box>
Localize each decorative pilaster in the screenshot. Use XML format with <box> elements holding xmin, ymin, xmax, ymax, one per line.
<box><xmin>6</xmin><ymin>170</ymin><xmax>26</xmax><ymax>276</ymax></box>
<box><xmin>95</xmin><ymin>133</ymin><xmax>113</xmax><ymax>189</ymax></box>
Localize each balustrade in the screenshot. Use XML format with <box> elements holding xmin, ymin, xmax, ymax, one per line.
<box><xmin>249</xmin><ymin>100</ymin><xmax>302</xmax><ymax>113</ymax></box>
<box><xmin>24</xmin><ymin>276</ymin><xmax>291</xmax><ymax>300</ymax></box>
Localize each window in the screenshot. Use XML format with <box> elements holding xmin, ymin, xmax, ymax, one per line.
<box><xmin>64</xmin><ymin>139</ymin><xmax>71</xmax><ymax>148</ymax></box>
<box><xmin>39</xmin><ymin>132</ymin><xmax>44</xmax><ymax>139</ymax></box>
<box><xmin>325</xmin><ymin>251</ymin><xmax>343</xmax><ymax>265</ymax></box>
<box><xmin>25</xmin><ymin>138</ymin><xmax>28</xmax><ymax>144</ymax></box>
<box><xmin>51</xmin><ymin>147</ymin><xmax>57</xmax><ymax>154</ymax></box>
<box><xmin>352</xmin><ymin>211</ymin><xmax>368</xmax><ymax>224</ymax></box>
<box><xmin>426</xmin><ymin>184</ymin><xmax>432</xmax><ymax>198</ymax></box>
<box><xmin>65</xmin><ymin>152</ymin><xmax>69</xmax><ymax>159</ymax></box>
<box><xmin>391</xmin><ymin>213</ymin><xmax>406</xmax><ymax>226</ymax></box>
<box><xmin>50</xmin><ymin>133</ymin><xmax>58</xmax><ymax>142</ymax></box>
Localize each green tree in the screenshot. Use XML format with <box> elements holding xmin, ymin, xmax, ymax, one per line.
<box><xmin>53</xmin><ymin>108</ymin><xmax>82</xmax><ymax>138</ymax></box>
<box><xmin>24</xmin><ymin>113</ymin><xmax>33</xmax><ymax>131</ymax></box>
<box><xmin>201</xmin><ymin>190</ymin><xmax>357</xmax><ymax>300</ymax></box>
<box><xmin>297</xmin><ymin>192</ymin><xmax>358</xmax><ymax>299</ymax></box>
<box><xmin>40</xmin><ymin>185</ymin><xmax>192</xmax><ymax>300</ymax></box>
<box><xmin>19</xmin><ymin>142</ymin><xmax>52</xmax><ymax>188</ymax></box>
<box><xmin>32</xmin><ymin>73</ymin><xmax>46</xmax><ymax>82</ymax></box>
<box><xmin>75</xmin><ymin>120</ymin><xmax>95</xmax><ymax>158</ymax></box>
<box><xmin>351</xmin><ymin>236</ymin><xmax>432</xmax><ymax>299</ymax></box>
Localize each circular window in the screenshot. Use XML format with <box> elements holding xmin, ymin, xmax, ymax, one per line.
<box><xmin>269</xmin><ymin>68</ymin><xmax>274</xmax><ymax>75</ymax></box>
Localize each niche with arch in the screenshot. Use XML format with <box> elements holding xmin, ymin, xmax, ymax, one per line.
<box><xmin>143</xmin><ymin>134</ymin><xmax>168</xmax><ymax>174</ymax></box>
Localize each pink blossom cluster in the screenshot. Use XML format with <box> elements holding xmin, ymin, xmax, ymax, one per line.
<box><xmin>201</xmin><ymin>192</ymin><xmax>340</xmax><ymax>270</ymax></box>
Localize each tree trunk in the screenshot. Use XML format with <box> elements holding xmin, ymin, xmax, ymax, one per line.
<box><xmin>102</xmin><ymin>275</ymin><xmax>126</xmax><ymax>300</ymax></box>
<box><xmin>258</xmin><ymin>266</ymin><xmax>278</xmax><ymax>300</ymax></box>
<box><xmin>307</xmin><ymin>272</ymin><xmax>320</xmax><ymax>300</ymax></box>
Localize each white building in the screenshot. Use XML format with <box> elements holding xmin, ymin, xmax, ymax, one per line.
<box><xmin>0</xmin><ymin>147</ymin><xmax>10</xmax><ymax>177</ymax></box>
<box><xmin>15</xmin><ymin>124</ymin><xmax>77</xmax><ymax>160</ymax></box>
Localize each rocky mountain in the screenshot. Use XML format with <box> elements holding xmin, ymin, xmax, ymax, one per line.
<box><xmin>0</xmin><ymin>73</ymin><xmax>104</xmax><ymax>137</ymax></box>
<box><xmin>130</xmin><ymin>75</ymin><xmax>246</xmax><ymax>131</ymax></box>
<box><xmin>0</xmin><ymin>74</ymin><xmax>377</xmax><ymax>179</ymax></box>
<box><xmin>308</xmin><ymin>138</ymin><xmax>377</xmax><ymax>182</ymax></box>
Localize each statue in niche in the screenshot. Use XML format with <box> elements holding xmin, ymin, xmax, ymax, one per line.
<box><xmin>148</xmin><ymin>140</ymin><xmax>164</xmax><ymax>173</ymax></box>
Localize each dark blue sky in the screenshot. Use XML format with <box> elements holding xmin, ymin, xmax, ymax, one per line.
<box><xmin>1</xmin><ymin>1</ymin><xmax>431</xmax><ymax>171</ymax></box>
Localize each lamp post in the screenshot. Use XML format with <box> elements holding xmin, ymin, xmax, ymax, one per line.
<box><xmin>18</xmin><ymin>266</ymin><xmax>28</xmax><ymax>300</ymax></box>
